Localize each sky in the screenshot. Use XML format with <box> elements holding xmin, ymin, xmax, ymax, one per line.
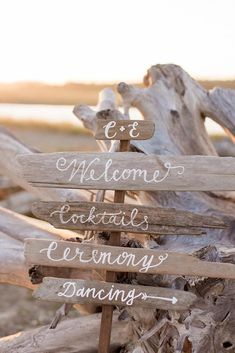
<box><xmin>0</xmin><ymin>0</ymin><xmax>234</xmax><ymax>83</ymax></box>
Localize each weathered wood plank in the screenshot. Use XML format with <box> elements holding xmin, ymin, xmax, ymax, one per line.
<box><xmin>32</xmin><ymin>201</ymin><xmax>227</xmax><ymax>235</ymax></box>
<box><xmin>24</xmin><ymin>239</ymin><xmax>235</xmax><ymax>279</ymax></box>
<box><xmin>33</xmin><ymin>277</ymin><xmax>197</xmax><ymax>310</ymax></box>
<box><xmin>17</xmin><ymin>152</ymin><xmax>235</xmax><ymax>191</ymax></box>
<box><xmin>95</xmin><ymin>119</ymin><xmax>155</xmax><ymax>140</ymax></box>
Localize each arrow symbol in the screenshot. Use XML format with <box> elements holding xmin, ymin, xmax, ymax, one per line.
<box><xmin>142</xmin><ymin>293</ymin><xmax>178</xmax><ymax>304</ymax></box>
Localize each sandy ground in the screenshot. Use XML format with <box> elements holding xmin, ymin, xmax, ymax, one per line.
<box><xmin>5</xmin><ymin>125</ymin><xmax>99</xmax><ymax>152</ymax></box>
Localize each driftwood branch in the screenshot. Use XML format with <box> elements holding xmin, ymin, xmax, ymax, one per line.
<box><xmin>0</xmin><ymin>191</ymin><xmax>37</xmax><ymax>214</ymax></box>
<box><xmin>1</xmin><ymin>64</ymin><xmax>235</xmax><ymax>353</ymax></box>
<box><xmin>0</xmin><ymin>175</ymin><xmax>16</xmax><ymax>189</ymax></box>
<box><xmin>73</xmin><ymin>64</ymin><xmax>235</xmax><ymax>353</ymax></box>
<box><xmin>0</xmin><ymin>312</ymin><xmax>130</xmax><ymax>353</ymax></box>
<box><xmin>73</xmin><ymin>88</ymin><xmax>118</xmax><ymax>152</ymax></box>
<box><xmin>0</xmin><ymin>206</ymin><xmax>83</xmax><ymax>288</ymax></box>
<box><xmin>0</xmin><ymin>127</ymin><xmax>89</xmax><ymax>201</ymax></box>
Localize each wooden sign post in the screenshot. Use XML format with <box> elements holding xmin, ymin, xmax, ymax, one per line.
<box><xmin>20</xmin><ymin>118</ymin><xmax>235</xmax><ymax>353</ymax></box>
<box><xmin>32</xmin><ymin>201</ymin><xmax>227</xmax><ymax>235</ymax></box>
<box><xmin>99</xmin><ymin>138</ymin><xmax>130</xmax><ymax>353</ymax></box>
<box><xmin>25</xmin><ymin>239</ymin><xmax>235</xmax><ymax>279</ymax></box>
<box><xmin>33</xmin><ymin>277</ymin><xmax>196</xmax><ymax>310</ymax></box>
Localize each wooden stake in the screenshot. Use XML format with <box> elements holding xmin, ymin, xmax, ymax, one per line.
<box><xmin>98</xmin><ymin>140</ymin><xmax>130</xmax><ymax>353</ymax></box>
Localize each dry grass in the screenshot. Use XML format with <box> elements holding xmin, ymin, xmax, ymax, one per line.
<box><xmin>0</xmin><ymin>116</ymin><xmax>89</xmax><ymax>134</ymax></box>
<box><xmin>0</xmin><ymin>80</ymin><xmax>234</xmax><ymax>106</ymax></box>
<box><xmin>0</xmin><ymin>82</ymin><xmax>120</xmax><ymax>105</ymax></box>
<box><xmin>200</xmin><ymin>80</ymin><xmax>235</xmax><ymax>90</ymax></box>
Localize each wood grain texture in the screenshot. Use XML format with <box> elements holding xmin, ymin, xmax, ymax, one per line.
<box><xmin>1</xmin><ymin>64</ymin><xmax>235</xmax><ymax>353</ymax></box>
<box><xmin>24</xmin><ymin>239</ymin><xmax>235</xmax><ymax>279</ymax></box>
<box><xmin>0</xmin><ymin>127</ymin><xmax>89</xmax><ymax>202</ymax></box>
<box><xmin>0</xmin><ymin>312</ymin><xmax>130</xmax><ymax>353</ymax></box>
<box><xmin>34</xmin><ymin>277</ymin><xmax>197</xmax><ymax>310</ymax></box>
<box><xmin>17</xmin><ymin>152</ymin><xmax>235</xmax><ymax>191</ymax></box>
<box><xmin>32</xmin><ymin>201</ymin><xmax>227</xmax><ymax>235</ymax></box>
<box><xmin>117</xmin><ymin>65</ymin><xmax>235</xmax><ymax>353</ymax></box>
<box><xmin>95</xmin><ymin>119</ymin><xmax>155</xmax><ymax>140</ymax></box>
<box><xmin>98</xmin><ymin>139</ymin><xmax>129</xmax><ymax>353</ymax></box>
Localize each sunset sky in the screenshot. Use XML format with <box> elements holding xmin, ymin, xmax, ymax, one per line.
<box><xmin>0</xmin><ymin>0</ymin><xmax>234</xmax><ymax>83</ymax></box>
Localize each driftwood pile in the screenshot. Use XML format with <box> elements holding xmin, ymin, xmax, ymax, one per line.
<box><xmin>0</xmin><ymin>64</ymin><xmax>235</xmax><ymax>353</ymax></box>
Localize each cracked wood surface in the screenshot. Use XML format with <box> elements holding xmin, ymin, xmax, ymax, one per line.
<box><xmin>25</xmin><ymin>239</ymin><xmax>235</xmax><ymax>279</ymax></box>
<box><xmin>34</xmin><ymin>277</ymin><xmax>197</xmax><ymax>310</ymax></box>
<box><xmin>32</xmin><ymin>201</ymin><xmax>227</xmax><ymax>235</ymax></box>
<box><xmin>17</xmin><ymin>152</ymin><xmax>235</xmax><ymax>191</ymax></box>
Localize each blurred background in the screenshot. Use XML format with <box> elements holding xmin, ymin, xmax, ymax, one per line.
<box><xmin>1</xmin><ymin>0</ymin><xmax>235</xmax><ymax>338</ymax></box>
<box><xmin>0</xmin><ymin>0</ymin><xmax>235</xmax><ymax>152</ymax></box>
